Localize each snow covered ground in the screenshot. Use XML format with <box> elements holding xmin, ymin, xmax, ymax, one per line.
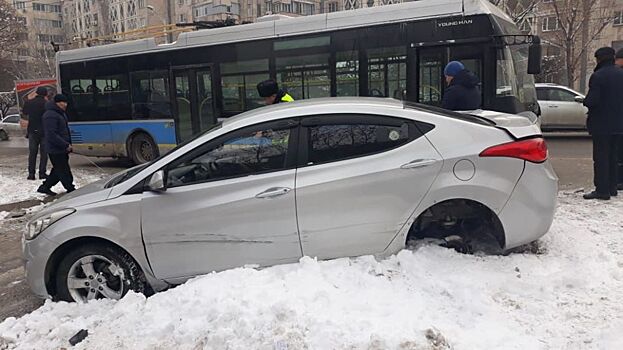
<box><xmin>1</xmin><ymin>193</ymin><xmax>622</xmax><ymax>350</ymax></box>
<box><xmin>0</xmin><ymin>163</ymin><xmax>107</xmax><ymax>205</ymax></box>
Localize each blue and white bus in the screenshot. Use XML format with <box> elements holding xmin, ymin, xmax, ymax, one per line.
<box><xmin>56</xmin><ymin>0</ymin><xmax>541</xmax><ymax>164</ymax></box>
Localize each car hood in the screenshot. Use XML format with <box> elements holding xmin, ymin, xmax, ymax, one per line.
<box><xmin>36</xmin><ymin>178</ymin><xmax>112</xmax><ymax>216</ymax></box>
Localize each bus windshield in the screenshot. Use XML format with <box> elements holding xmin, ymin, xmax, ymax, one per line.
<box><xmin>495</xmin><ymin>44</ymin><xmax>539</xmax><ymax>117</ymax></box>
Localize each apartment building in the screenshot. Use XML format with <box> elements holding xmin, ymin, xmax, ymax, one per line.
<box><xmin>9</xmin><ymin>0</ymin><xmax>65</xmax><ymax>60</ymax></box>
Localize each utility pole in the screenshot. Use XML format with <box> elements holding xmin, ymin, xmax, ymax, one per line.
<box><xmin>166</xmin><ymin>0</ymin><xmax>174</xmax><ymax>43</ymax></box>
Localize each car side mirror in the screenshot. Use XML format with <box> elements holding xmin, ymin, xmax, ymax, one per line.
<box><xmin>528</xmin><ymin>36</ymin><xmax>542</xmax><ymax>75</ymax></box>
<box><xmin>574</xmin><ymin>96</ymin><xmax>584</xmax><ymax>103</ymax></box>
<box><xmin>147</xmin><ymin>170</ymin><xmax>166</xmax><ymax>192</ymax></box>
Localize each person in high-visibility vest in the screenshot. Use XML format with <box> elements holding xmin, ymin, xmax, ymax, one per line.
<box><xmin>256</xmin><ymin>79</ymin><xmax>294</xmax><ymax>105</ymax></box>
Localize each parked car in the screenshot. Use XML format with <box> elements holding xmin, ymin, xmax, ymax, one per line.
<box><xmin>22</xmin><ymin>98</ymin><xmax>558</xmax><ymax>303</ymax></box>
<box><xmin>536</xmin><ymin>83</ymin><xmax>587</xmax><ymax>131</ymax></box>
<box><xmin>0</xmin><ymin>114</ymin><xmax>22</xmax><ymax>140</ymax></box>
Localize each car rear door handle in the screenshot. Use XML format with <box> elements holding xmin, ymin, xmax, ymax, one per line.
<box><xmin>401</xmin><ymin>159</ymin><xmax>437</xmax><ymax>169</ymax></box>
<box><xmin>548</xmin><ymin>105</ymin><xmax>558</xmax><ymax>108</ymax></box>
<box><xmin>255</xmin><ymin>187</ymin><xmax>292</xmax><ymax>199</ymax></box>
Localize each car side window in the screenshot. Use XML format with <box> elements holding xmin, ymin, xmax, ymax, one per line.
<box><xmin>550</xmin><ymin>89</ymin><xmax>576</xmax><ymax>102</ymax></box>
<box><xmin>304</xmin><ymin>116</ymin><xmax>416</xmax><ymax>165</ymax></box>
<box><xmin>536</xmin><ymin>88</ymin><xmax>550</xmax><ymax>101</ymax></box>
<box><xmin>166</xmin><ymin>123</ymin><xmax>292</xmax><ymax>187</ymax></box>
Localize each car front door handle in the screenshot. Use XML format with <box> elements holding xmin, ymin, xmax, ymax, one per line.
<box><xmin>400</xmin><ymin>159</ymin><xmax>437</xmax><ymax>169</ymax></box>
<box><xmin>255</xmin><ymin>187</ymin><xmax>292</xmax><ymax>199</ymax></box>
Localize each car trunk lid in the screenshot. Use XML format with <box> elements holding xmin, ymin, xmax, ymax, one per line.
<box><xmin>466</xmin><ymin>110</ymin><xmax>541</xmax><ymax>139</ymax></box>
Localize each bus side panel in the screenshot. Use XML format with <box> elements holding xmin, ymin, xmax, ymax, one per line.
<box><xmin>69</xmin><ymin>123</ymin><xmax>115</xmax><ymax>157</ymax></box>
<box><xmin>110</xmin><ymin>120</ymin><xmax>177</xmax><ymax>158</ymax></box>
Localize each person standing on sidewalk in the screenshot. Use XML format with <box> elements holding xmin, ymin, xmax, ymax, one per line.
<box><xmin>22</xmin><ymin>86</ymin><xmax>48</xmax><ymax>180</ymax></box>
<box><xmin>37</xmin><ymin>94</ymin><xmax>75</xmax><ymax>196</ymax></box>
<box><xmin>583</xmin><ymin>47</ymin><xmax>623</xmax><ymax>200</ymax></box>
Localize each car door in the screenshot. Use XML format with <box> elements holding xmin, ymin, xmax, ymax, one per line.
<box><xmin>550</xmin><ymin>88</ymin><xmax>586</xmax><ymax>129</ymax></box>
<box><xmin>295</xmin><ymin>114</ymin><xmax>442</xmax><ymax>260</ymax></box>
<box><xmin>140</xmin><ymin>119</ymin><xmax>302</xmax><ymax>281</ymax></box>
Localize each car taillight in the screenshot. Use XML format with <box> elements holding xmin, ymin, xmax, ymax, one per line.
<box><xmin>479</xmin><ymin>137</ymin><xmax>548</xmax><ymax>163</ymax></box>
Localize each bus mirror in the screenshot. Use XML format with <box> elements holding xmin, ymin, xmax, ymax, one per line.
<box><xmin>528</xmin><ymin>37</ymin><xmax>542</xmax><ymax>75</ymax></box>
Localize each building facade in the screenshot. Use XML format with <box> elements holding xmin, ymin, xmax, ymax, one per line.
<box><xmin>9</xmin><ymin>0</ymin><xmax>65</xmax><ymax>63</ymax></box>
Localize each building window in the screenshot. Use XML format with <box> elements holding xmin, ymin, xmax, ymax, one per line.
<box><xmin>614</xmin><ymin>11</ymin><xmax>623</xmax><ymax>26</ymax></box>
<box><xmin>541</xmin><ymin>16</ymin><xmax>559</xmax><ymax>32</ymax></box>
<box><xmin>179</xmin><ymin>14</ymin><xmax>187</xmax><ymax>23</ymax></box>
<box><xmin>138</xmin><ymin>0</ymin><xmax>145</xmax><ymax>9</ymax></box>
<box><xmin>13</xmin><ymin>1</ymin><xmax>26</xmax><ymax>10</ymax></box>
<box><xmin>328</xmin><ymin>2</ymin><xmax>338</xmax><ymax>12</ymax></box>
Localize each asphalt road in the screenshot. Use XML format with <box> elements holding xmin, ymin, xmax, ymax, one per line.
<box><xmin>0</xmin><ymin>133</ymin><xmax>595</xmax><ymax>320</ymax></box>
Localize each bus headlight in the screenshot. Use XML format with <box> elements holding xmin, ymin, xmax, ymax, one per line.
<box><xmin>26</xmin><ymin>209</ymin><xmax>76</xmax><ymax>240</ymax></box>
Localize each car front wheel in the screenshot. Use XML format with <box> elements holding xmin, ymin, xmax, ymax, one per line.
<box><xmin>55</xmin><ymin>244</ymin><xmax>146</xmax><ymax>303</ymax></box>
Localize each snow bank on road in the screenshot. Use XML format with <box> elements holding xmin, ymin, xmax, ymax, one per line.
<box><xmin>0</xmin><ymin>165</ymin><xmax>107</xmax><ymax>205</ymax></box>
<box><xmin>1</xmin><ymin>194</ymin><xmax>623</xmax><ymax>350</ymax></box>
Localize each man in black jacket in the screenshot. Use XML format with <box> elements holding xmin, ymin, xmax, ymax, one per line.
<box><xmin>441</xmin><ymin>61</ymin><xmax>482</xmax><ymax>111</ymax></box>
<box><xmin>583</xmin><ymin>47</ymin><xmax>623</xmax><ymax>200</ymax></box>
<box><xmin>22</xmin><ymin>86</ymin><xmax>48</xmax><ymax>180</ymax></box>
<box><xmin>615</xmin><ymin>48</ymin><xmax>623</xmax><ymax>191</ymax></box>
<box><xmin>37</xmin><ymin>94</ymin><xmax>75</xmax><ymax>196</ymax></box>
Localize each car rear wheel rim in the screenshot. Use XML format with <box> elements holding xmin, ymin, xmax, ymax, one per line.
<box><xmin>67</xmin><ymin>255</ymin><xmax>126</xmax><ymax>303</ymax></box>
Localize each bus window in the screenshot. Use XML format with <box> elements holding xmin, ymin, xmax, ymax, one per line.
<box><xmin>174</xmin><ymin>74</ymin><xmax>193</xmax><ymax>142</ymax></box>
<box><xmin>495</xmin><ymin>45</ymin><xmax>538</xmax><ymax>116</ymax></box>
<box><xmin>221</xmin><ymin>59</ymin><xmax>269</xmax><ymax>114</ymax></box>
<box><xmin>367</xmin><ymin>46</ymin><xmax>407</xmax><ymax>99</ymax></box>
<box><xmin>94</xmin><ymin>74</ymin><xmax>131</xmax><ymax>120</ymax></box>
<box><xmin>418</xmin><ymin>50</ymin><xmax>444</xmax><ymax>106</ymax></box>
<box><xmin>130</xmin><ymin>71</ymin><xmax>172</xmax><ymax>119</ymax></box>
<box><xmin>68</xmin><ymin>79</ymin><xmax>96</xmax><ymax>121</ymax></box>
<box><xmin>276</xmin><ymin>54</ymin><xmax>330</xmax><ymax>100</ymax></box>
<box><xmin>336</xmin><ymin>50</ymin><xmax>359</xmax><ymax>97</ymax></box>
<box><xmin>196</xmin><ymin>69</ymin><xmax>214</xmax><ymax>131</ymax></box>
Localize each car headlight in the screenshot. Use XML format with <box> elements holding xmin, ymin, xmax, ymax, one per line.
<box><xmin>26</xmin><ymin>208</ymin><xmax>75</xmax><ymax>240</ymax></box>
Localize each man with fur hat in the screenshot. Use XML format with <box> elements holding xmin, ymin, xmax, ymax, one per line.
<box><xmin>583</xmin><ymin>47</ymin><xmax>623</xmax><ymax>200</ymax></box>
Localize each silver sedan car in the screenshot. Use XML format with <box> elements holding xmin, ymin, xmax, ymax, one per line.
<box><xmin>23</xmin><ymin>98</ymin><xmax>558</xmax><ymax>302</ymax></box>
<box><xmin>536</xmin><ymin>83</ymin><xmax>587</xmax><ymax>131</ymax></box>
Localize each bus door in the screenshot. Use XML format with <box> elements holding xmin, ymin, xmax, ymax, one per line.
<box><xmin>172</xmin><ymin>66</ymin><xmax>216</xmax><ymax>142</ymax></box>
<box><xmin>412</xmin><ymin>45</ymin><xmax>484</xmax><ymax>107</ymax></box>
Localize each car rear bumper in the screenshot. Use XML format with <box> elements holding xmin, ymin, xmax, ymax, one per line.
<box><xmin>498</xmin><ymin>160</ymin><xmax>559</xmax><ymax>249</ymax></box>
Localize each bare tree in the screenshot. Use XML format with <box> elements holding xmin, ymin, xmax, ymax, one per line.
<box><xmin>490</xmin><ymin>0</ymin><xmax>541</xmax><ymax>23</ymax></box>
<box><xmin>0</xmin><ymin>91</ymin><xmax>17</xmax><ymax>119</ymax></box>
<box><xmin>550</xmin><ymin>0</ymin><xmax>614</xmax><ymax>89</ymax></box>
<box><xmin>0</xmin><ymin>2</ymin><xmax>20</xmax><ymax>60</ymax></box>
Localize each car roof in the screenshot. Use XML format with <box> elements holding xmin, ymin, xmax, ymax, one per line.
<box><xmin>222</xmin><ymin>97</ymin><xmax>405</xmax><ymax>126</ymax></box>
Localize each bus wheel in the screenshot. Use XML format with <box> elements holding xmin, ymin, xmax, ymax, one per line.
<box><xmin>129</xmin><ymin>133</ymin><xmax>158</xmax><ymax>164</ymax></box>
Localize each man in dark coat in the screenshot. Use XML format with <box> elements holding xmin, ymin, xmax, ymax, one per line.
<box><xmin>257</xmin><ymin>80</ymin><xmax>294</xmax><ymax>105</ymax></box>
<box><xmin>22</xmin><ymin>86</ymin><xmax>48</xmax><ymax>180</ymax></box>
<box><xmin>583</xmin><ymin>47</ymin><xmax>623</xmax><ymax>200</ymax></box>
<box><xmin>37</xmin><ymin>94</ymin><xmax>75</xmax><ymax>196</ymax></box>
<box><xmin>614</xmin><ymin>48</ymin><xmax>623</xmax><ymax>191</ymax></box>
<box><xmin>441</xmin><ymin>61</ymin><xmax>482</xmax><ymax>111</ymax></box>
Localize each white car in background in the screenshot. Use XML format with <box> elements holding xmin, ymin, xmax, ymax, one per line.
<box><xmin>536</xmin><ymin>83</ymin><xmax>587</xmax><ymax>131</ymax></box>
<box><xmin>0</xmin><ymin>114</ymin><xmax>23</xmax><ymax>140</ymax></box>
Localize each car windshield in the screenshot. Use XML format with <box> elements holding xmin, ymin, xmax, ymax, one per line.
<box><xmin>104</xmin><ymin>122</ymin><xmax>223</xmax><ymax>188</ymax></box>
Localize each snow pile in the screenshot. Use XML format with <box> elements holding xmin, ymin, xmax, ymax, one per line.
<box><xmin>1</xmin><ymin>193</ymin><xmax>623</xmax><ymax>350</ymax></box>
<box><xmin>0</xmin><ymin>166</ymin><xmax>107</xmax><ymax>205</ymax></box>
